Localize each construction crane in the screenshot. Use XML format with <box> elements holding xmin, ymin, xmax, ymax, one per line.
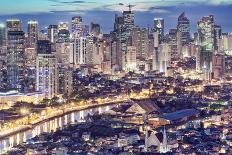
<box><xmin>127</xmin><ymin>4</ymin><xmax>136</xmax><ymax>11</ymax></box>
<box><xmin>118</xmin><ymin>3</ymin><xmax>136</xmax><ymax>11</ymax></box>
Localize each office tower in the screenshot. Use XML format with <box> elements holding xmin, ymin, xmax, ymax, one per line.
<box><xmin>220</xmin><ymin>33</ymin><xmax>232</xmax><ymax>51</ymax></box>
<box><xmin>83</xmin><ymin>25</ymin><xmax>89</xmax><ymax>37</ymax></box>
<box><xmin>177</xmin><ymin>12</ymin><xmax>190</xmax><ymax>45</ymax></box>
<box><xmin>36</xmin><ymin>54</ymin><xmax>58</xmax><ymax>99</ymax></box>
<box><xmin>58</xmin><ymin>22</ymin><xmax>69</xmax><ymax>31</ymax></box>
<box><xmin>55</xmin><ymin>42</ymin><xmax>74</xmax><ymax>66</ymax></box>
<box><xmin>212</xmin><ymin>54</ymin><xmax>225</xmax><ymax>79</ymax></box>
<box><xmin>72</xmin><ymin>16</ymin><xmax>83</xmax><ymax>38</ymax></box>
<box><xmin>214</xmin><ymin>25</ymin><xmax>222</xmax><ymax>51</ymax></box>
<box><xmin>154</xmin><ymin>18</ymin><xmax>164</xmax><ymax>42</ymax></box>
<box><xmin>37</xmin><ymin>40</ymin><xmax>52</xmax><ymax>54</ymax></box>
<box><xmin>111</xmin><ymin>39</ymin><xmax>121</xmax><ymax>72</ymax></box>
<box><xmin>6</xmin><ymin>19</ymin><xmax>22</xmax><ymax>31</ymax></box>
<box><xmin>25</xmin><ymin>47</ymin><xmax>37</xmax><ymax>68</ymax></box>
<box><xmin>7</xmin><ymin>31</ymin><xmax>25</xmax><ymax>91</ymax></box>
<box><xmin>99</xmin><ymin>37</ymin><xmax>111</xmax><ymax>74</ymax></box>
<box><xmin>27</xmin><ymin>20</ymin><xmax>38</xmax><ymax>47</ymax></box>
<box><xmin>158</xmin><ymin>43</ymin><xmax>171</xmax><ymax>75</ymax></box>
<box><xmin>58</xmin><ymin>29</ymin><xmax>70</xmax><ymax>43</ymax></box>
<box><xmin>90</xmin><ymin>22</ymin><xmax>100</xmax><ymax>37</ymax></box>
<box><xmin>0</xmin><ymin>46</ymin><xmax>7</xmax><ymax>90</ymax></box>
<box><xmin>141</xmin><ymin>28</ymin><xmax>149</xmax><ymax>59</ymax></box>
<box><xmin>197</xmin><ymin>15</ymin><xmax>215</xmax><ymax>80</ymax></box>
<box><xmin>126</xmin><ymin>46</ymin><xmax>136</xmax><ymax>71</ymax></box>
<box><xmin>0</xmin><ymin>23</ymin><xmax>6</xmax><ymax>46</ymax></box>
<box><xmin>194</xmin><ymin>32</ymin><xmax>200</xmax><ymax>45</ymax></box>
<box><xmin>58</xmin><ymin>68</ymin><xmax>73</xmax><ymax>96</ymax></box>
<box><xmin>123</xmin><ymin>10</ymin><xmax>135</xmax><ymax>31</ymax></box>
<box><xmin>75</xmin><ymin>37</ymin><xmax>87</xmax><ymax>64</ymax></box>
<box><xmin>132</xmin><ymin>26</ymin><xmax>142</xmax><ymax>58</ymax></box>
<box><xmin>48</xmin><ymin>25</ymin><xmax>58</xmax><ymax>43</ymax></box>
<box><xmin>114</xmin><ymin>14</ymin><xmax>124</xmax><ymax>32</ymax></box>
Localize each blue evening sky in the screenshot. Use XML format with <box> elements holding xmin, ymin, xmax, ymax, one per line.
<box><xmin>0</xmin><ymin>0</ymin><xmax>232</xmax><ymax>33</ymax></box>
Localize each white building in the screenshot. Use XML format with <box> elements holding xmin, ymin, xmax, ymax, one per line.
<box><xmin>158</xmin><ymin>43</ymin><xmax>171</xmax><ymax>75</ymax></box>
<box><xmin>36</xmin><ymin>54</ymin><xmax>58</xmax><ymax>99</ymax></box>
<box><xmin>126</xmin><ymin>46</ymin><xmax>137</xmax><ymax>71</ymax></box>
<box><xmin>75</xmin><ymin>37</ymin><xmax>87</xmax><ymax>65</ymax></box>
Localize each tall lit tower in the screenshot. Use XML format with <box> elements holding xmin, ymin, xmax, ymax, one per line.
<box><xmin>6</xmin><ymin>19</ymin><xmax>22</xmax><ymax>31</ymax></box>
<box><xmin>27</xmin><ymin>20</ymin><xmax>38</xmax><ymax>47</ymax></box>
<box><xmin>0</xmin><ymin>23</ymin><xmax>6</xmax><ymax>46</ymax></box>
<box><xmin>197</xmin><ymin>15</ymin><xmax>215</xmax><ymax>80</ymax></box>
<box><xmin>177</xmin><ymin>12</ymin><xmax>190</xmax><ymax>45</ymax></box>
<box><xmin>48</xmin><ymin>25</ymin><xmax>58</xmax><ymax>43</ymax></box>
<box><xmin>154</xmin><ymin>18</ymin><xmax>164</xmax><ymax>42</ymax></box>
<box><xmin>214</xmin><ymin>25</ymin><xmax>222</xmax><ymax>51</ymax></box>
<box><xmin>123</xmin><ymin>10</ymin><xmax>134</xmax><ymax>31</ymax></box>
<box><xmin>6</xmin><ymin>19</ymin><xmax>25</xmax><ymax>91</ymax></box>
<box><xmin>72</xmin><ymin>16</ymin><xmax>83</xmax><ymax>38</ymax></box>
<box><xmin>36</xmin><ymin>54</ymin><xmax>58</xmax><ymax>99</ymax></box>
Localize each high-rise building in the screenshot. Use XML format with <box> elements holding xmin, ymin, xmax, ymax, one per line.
<box><xmin>36</xmin><ymin>54</ymin><xmax>58</xmax><ymax>99</ymax></box>
<box><xmin>48</xmin><ymin>25</ymin><xmax>58</xmax><ymax>43</ymax></box>
<box><xmin>0</xmin><ymin>23</ymin><xmax>6</xmax><ymax>46</ymax></box>
<box><xmin>114</xmin><ymin>14</ymin><xmax>124</xmax><ymax>33</ymax></box>
<box><xmin>72</xmin><ymin>16</ymin><xmax>83</xmax><ymax>38</ymax></box>
<box><xmin>55</xmin><ymin>42</ymin><xmax>74</xmax><ymax>66</ymax></box>
<box><xmin>158</xmin><ymin>43</ymin><xmax>171</xmax><ymax>75</ymax></box>
<box><xmin>90</xmin><ymin>22</ymin><xmax>100</xmax><ymax>37</ymax></box>
<box><xmin>7</xmin><ymin>31</ymin><xmax>25</xmax><ymax>91</ymax></box>
<box><xmin>6</xmin><ymin>19</ymin><xmax>22</xmax><ymax>31</ymax></box>
<box><xmin>58</xmin><ymin>29</ymin><xmax>70</xmax><ymax>43</ymax></box>
<box><xmin>125</xmin><ymin>46</ymin><xmax>136</xmax><ymax>71</ymax></box>
<box><xmin>75</xmin><ymin>37</ymin><xmax>87</xmax><ymax>64</ymax></box>
<box><xmin>37</xmin><ymin>40</ymin><xmax>52</xmax><ymax>54</ymax></box>
<box><xmin>214</xmin><ymin>25</ymin><xmax>222</xmax><ymax>51</ymax></box>
<box><xmin>123</xmin><ymin>11</ymin><xmax>135</xmax><ymax>31</ymax></box>
<box><xmin>177</xmin><ymin>12</ymin><xmax>190</xmax><ymax>45</ymax></box>
<box><xmin>58</xmin><ymin>68</ymin><xmax>73</xmax><ymax>96</ymax></box>
<box><xmin>212</xmin><ymin>54</ymin><xmax>225</xmax><ymax>79</ymax></box>
<box><xmin>197</xmin><ymin>15</ymin><xmax>215</xmax><ymax>80</ymax></box>
<box><xmin>58</xmin><ymin>22</ymin><xmax>69</xmax><ymax>31</ymax></box>
<box><xmin>27</xmin><ymin>20</ymin><xmax>38</xmax><ymax>48</ymax></box>
<box><xmin>220</xmin><ymin>33</ymin><xmax>232</xmax><ymax>51</ymax></box>
<box><xmin>57</xmin><ymin>22</ymin><xmax>70</xmax><ymax>43</ymax></box>
<box><xmin>0</xmin><ymin>46</ymin><xmax>7</xmax><ymax>90</ymax></box>
<box><xmin>154</xmin><ymin>18</ymin><xmax>164</xmax><ymax>42</ymax></box>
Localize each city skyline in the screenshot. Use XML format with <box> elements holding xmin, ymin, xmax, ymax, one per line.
<box><xmin>0</xmin><ymin>0</ymin><xmax>232</xmax><ymax>33</ymax></box>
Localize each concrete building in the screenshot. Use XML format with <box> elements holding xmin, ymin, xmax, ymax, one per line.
<box><xmin>27</xmin><ymin>20</ymin><xmax>38</xmax><ymax>48</ymax></box>
<box><xmin>36</xmin><ymin>54</ymin><xmax>58</xmax><ymax>99</ymax></box>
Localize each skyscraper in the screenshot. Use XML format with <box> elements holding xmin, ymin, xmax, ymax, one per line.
<box><xmin>48</xmin><ymin>25</ymin><xmax>58</xmax><ymax>43</ymax></box>
<box><xmin>36</xmin><ymin>53</ymin><xmax>58</xmax><ymax>99</ymax></box>
<box><xmin>6</xmin><ymin>19</ymin><xmax>22</xmax><ymax>31</ymax></box>
<box><xmin>0</xmin><ymin>23</ymin><xmax>6</xmax><ymax>46</ymax></box>
<box><xmin>57</xmin><ymin>22</ymin><xmax>70</xmax><ymax>43</ymax></box>
<box><xmin>197</xmin><ymin>15</ymin><xmax>215</xmax><ymax>80</ymax></box>
<box><xmin>27</xmin><ymin>20</ymin><xmax>38</xmax><ymax>47</ymax></box>
<box><xmin>90</xmin><ymin>22</ymin><xmax>100</xmax><ymax>37</ymax></box>
<box><xmin>154</xmin><ymin>18</ymin><xmax>164</xmax><ymax>42</ymax></box>
<box><xmin>75</xmin><ymin>37</ymin><xmax>87</xmax><ymax>64</ymax></box>
<box><xmin>72</xmin><ymin>16</ymin><xmax>83</xmax><ymax>38</ymax></box>
<box><xmin>177</xmin><ymin>12</ymin><xmax>190</xmax><ymax>45</ymax></box>
<box><xmin>123</xmin><ymin>11</ymin><xmax>135</xmax><ymax>31</ymax></box>
<box><xmin>114</xmin><ymin>14</ymin><xmax>124</xmax><ymax>33</ymax></box>
<box><xmin>37</xmin><ymin>40</ymin><xmax>52</xmax><ymax>54</ymax></box>
<box><xmin>214</xmin><ymin>25</ymin><xmax>222</xmax><ymax>51</ymax></box>
<box><xmin>7</xmin><ymin>30</ymin><xmax>25</xmax><ymax>91</ymax></box>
